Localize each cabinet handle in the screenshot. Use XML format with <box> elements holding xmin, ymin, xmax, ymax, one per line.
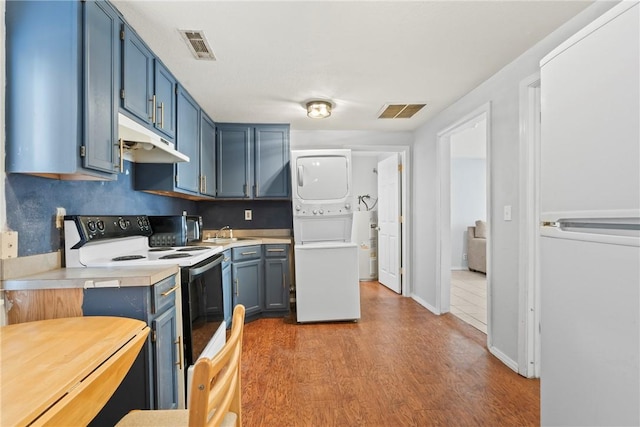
<box><xmin>223</xmin><ymin>257</ymin><xmax>230</xmax><ymax>262</ymax></box>
<box><xmin>243</xmin><ymin>184</ymin><xmax>248</xmax><ymax>197</ymax></box>
<box><xmin>175</xmin><ymin>336</ymin><xmax>183</xmax><ymax>370</ymax></box>
<box><xmin>161</xmin><ymin>285</ymin><xmax>179</xmax><ymax>297</ymax></box>
<box><xmin>234</xmin><ymin>278</ymin><xmax>239</xmax><ymax>297</ymax></box>
<box><xmin>241</xmin><ymin>251</ymin><xmax>257</xmax><ymax>256</ymax></box>
<box><xmin>118</xmin><ymin>138</ymin><xmax>124</xmax><ymax>172</ymax></box>
<box><xmin>149</xmin><ymin>95</ymin><xmax>156</xmax><ymax>123</ymax></box>
<box><xmin>159</xmin><ymin>101</ymin><xmax>164</xmax><ymax>128</ymax></box>
<box><xmin>267</xmin><ymin>248</ymin><xmax>285</xmax><ymax>253</ymax></box>
<box><xmin>254</xmin><ymin>184</ymin><xmax>258</xmax><ymax>197</ymax></box>
<box><xmin>282</xmin><ymin>271</ymin><xmax>286</xmax><ymax>290</ymax></box>
<box><xmin>202</xmin><ymin>175</ymin><xmax>207</xmax><ymax>193</ymax></box>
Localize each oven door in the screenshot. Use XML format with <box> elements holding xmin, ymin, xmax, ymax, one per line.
<box><xmin>181</xmin><ymin>253</ymin><xmax>224</xmax><ymax>367</ymax></box>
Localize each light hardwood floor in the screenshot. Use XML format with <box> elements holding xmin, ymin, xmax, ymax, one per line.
<box><xmin>451</xmin><ymin>270</ymin><xmax>487</xmax><ymax>333</ymax></box>
<box><xmin>240</xmin><ymin>281</ymin><xmax>539</xmax><ymax>426</ymax></box>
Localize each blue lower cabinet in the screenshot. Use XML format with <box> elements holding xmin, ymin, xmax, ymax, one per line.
<box><xmin>222</xmin><ymin>250</ymin><xmax>233</xmax><ymax>326</ymax></box>
<box><xmin>264</xmin><ymin>245</ymin><xmax>290</xmax><ymax>311</ymax></box>
<box><xmin>83</xmin><ymin>275</ymin><xmax>181</xmax><ymax>424</ymax></box>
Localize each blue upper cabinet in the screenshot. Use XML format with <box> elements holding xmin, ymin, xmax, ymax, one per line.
<box><xmin>176</xmin><ymin>87</ymin><xmax>201</xmax><ymax>194</ymax></box>
<box><xmin>122</xmin><ymin>26</ymin><xmax>154</xmax><ymax>125</ymax></box>
<box><xmin>255</xmin><ymin>125</ymin><xmax>290</xmax><ymax>198</ymax></box>
<box><xmin>200</xmin><ymin>113</ymin><xmax>217</xmax><ymax>197</ymax></box>
<box><xmin>5</xmin><ymin>0</ymin><xmax>121</xmax><ymax>180</ymax></box>
<box><xmin>216</xmin><ymin>124</ymin><xmax>290</xmax><ymax>199</ymax></box>
<box><xmin>216</xmin><ymin>124</ymin><xmax>253</xmax><ymax>198</ymax></box>
<box><xmin>121</xmin><ymin>26</ymin><xmax>177</xmax><ymax>143</ymax></box>
<box><xmin>154</xmin><ymin>62</ymin><xmax>177</xmax><ymax>140</ymax></box>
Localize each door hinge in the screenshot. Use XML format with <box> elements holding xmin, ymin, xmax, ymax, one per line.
<box><xmin>151</xmin><ymin>330</ymin><xmax>157</xmax><ymax>343</ymax></box>
<box><xmin>79</xmin><ymin>145</ymin><xmax>86</xmax><ymax>157</ymax></box>
<box><xmin>541</xmin><ymin>221</ymin><xmax>559</xmax><ymax>228</ymax></box>
<box><xmin>120</xmin><ymin>89</ymin><xmax>125</xmax><ymax>100</ymax></box>
<box><xmin>175</xmin><ymin>174</ymin><xmax>179</xmax><ymax>186</ymax></box>
<box><xmin>399</xmin><ymin>215</ymin><xmax>404</xmax><ymax>224</ymax></box>
<box><xmin>398</xmin><ymin>164</ymin><xmax>403</xmax><ymax>172</ymax></box>
<box><xmin>120</xmin><ymin>26</ymin><xmax>125</xmax><ymax>41</ymax></box>
<box><xmin>400</xmin><ymin>267</ymin><xmax>405</xmax><ymax>275</ymax></box>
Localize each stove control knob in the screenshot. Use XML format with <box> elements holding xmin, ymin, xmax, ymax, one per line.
<box><xmin>87</xmin><ymin>221</ymin><xmax>96</xmax><ymax>232</ymax></box>
<box><xmin>96</xmin><ymin>220</ymin><xmax>105</xmax><ymax>231</ymax></box>
<box><xmin>118</xmin><ymin>218</ymin><xmax>128</xmax><ymax>230</ymax></box>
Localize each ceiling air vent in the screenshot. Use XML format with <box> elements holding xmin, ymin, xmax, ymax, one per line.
<box><xmin>378</xmin><ymin>104</ymin><xmax>426</xmax><ymax>119</ymax></box>
<box><xmin>179</xmin><ymin>30</ymin><xmax>216</xmax><ymax>60</ymax></box>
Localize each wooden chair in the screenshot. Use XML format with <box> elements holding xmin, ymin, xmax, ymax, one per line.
<box><xmin>116</xmin><ymin>304</ymin><xmax>245</xmax><ymax>427</ymax></box>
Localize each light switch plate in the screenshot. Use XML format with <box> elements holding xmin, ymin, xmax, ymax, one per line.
<box><xmin>244</xmin><ymin>210</ymin><xmax>252</xmax><ymax>221</ymax></box>
<box><xmin>0</xmin><ymin>231</ymin><xmax>18</xmax><ymax>259</ymax></box>
<box><xmin>504</xmin><ymin>205</ymin><xmax>512</xmax><ymax>221</ymax></box>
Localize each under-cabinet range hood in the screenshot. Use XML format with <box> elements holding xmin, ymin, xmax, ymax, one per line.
<box><xmin>118</xmin><ymin>113</ymin><xmax>189</xmax><ymax>163</ymax></box>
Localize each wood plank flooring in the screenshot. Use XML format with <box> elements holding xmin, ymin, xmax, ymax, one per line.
<box><xmin>241</xmin><ymin>281</ymin><xmax>539</xmax><ymax>426</ymax></box>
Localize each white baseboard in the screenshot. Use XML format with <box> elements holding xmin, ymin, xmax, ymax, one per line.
<box><xmin>411</xmin><ymin>294</ymin><xmax>440</xmax><ymax>315</ymax></box>
<box><xmin>489</xmin><ymin>345</ymin><xmax>519</xmax><ymax>373</ymax></box>
<box><xmin>451</xmin><ymin>266</ymin><xmax>467</xmax><ymax>271</ymax></box>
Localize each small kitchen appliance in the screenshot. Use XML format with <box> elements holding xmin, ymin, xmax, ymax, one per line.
<box><xmin>64</xmin><ymin>215</ymin><xmax>226</xmax><ymax>382</ymax></box>
<box><xmin>148</xmin><ymin>215</ymin><xmax>203</xmax><ymax>247</ymax></box>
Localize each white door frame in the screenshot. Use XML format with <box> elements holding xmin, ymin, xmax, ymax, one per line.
<box><xmin>517</xmin><ymin>73</ymin><xmax>541</xmax><ymax>378</ymax></box>
<box><xmin>349</xmin><ymin>145</ymin><xmax>411</xmax><ymax>297</ymax></box>
<box><xmin>436</xmin><ymin>102</ymin><xmax>492</xmax><ymax>337</ymax></box>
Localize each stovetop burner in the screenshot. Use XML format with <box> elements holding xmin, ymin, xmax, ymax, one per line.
<box><xmin>177</xmin><ymin>247</ymin><xmax>210</xmax><ymax>252</ymax></box>
<box><xmin>113</xmin><ymin>255</ymin><xmax>146</xmax><ymax>261</ymax></box>
<box><xmin>149</xmin><ymin>247</ymin><xmax>173</xmax><ymax>252</ymax></box>
<box><xmin>159</xmin><ymin>253</ymin><xmax>192</xmax><ymax>259</ymax></box>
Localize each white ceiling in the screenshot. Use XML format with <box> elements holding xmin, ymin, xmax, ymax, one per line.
<box><xmin>111</xmin><ymin>1</ymin><xmax>592</xmax><ymax>132</ymax></box>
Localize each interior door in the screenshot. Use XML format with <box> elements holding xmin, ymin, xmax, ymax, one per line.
<box><xmin>378</xmin><ymin>154</ymin><xmax>401</xmax><ymax>293</ymax></box>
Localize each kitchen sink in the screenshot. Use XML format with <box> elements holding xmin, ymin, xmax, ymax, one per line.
<box><xmin>202</xmin><ymin>237</ymin><xmax>258</xmax><ymax>244</ymax></box>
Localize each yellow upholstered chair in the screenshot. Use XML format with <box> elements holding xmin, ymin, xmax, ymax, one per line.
<box><xmin>116</xmin><ymin>304</ymin><xmax>245</xmax><ymax>427</ymax></box>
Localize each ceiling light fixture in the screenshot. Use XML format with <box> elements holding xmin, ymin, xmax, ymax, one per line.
<box><xmin>306</xmin><ymin>100</ymin><xmax>332</xmax><ymax>119</ymax></box>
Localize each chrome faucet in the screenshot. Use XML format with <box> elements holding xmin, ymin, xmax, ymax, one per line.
<box><xmin>216</xmin><ymin>225</ymin><xmax>231</xmax><ymax>238</ymax></box>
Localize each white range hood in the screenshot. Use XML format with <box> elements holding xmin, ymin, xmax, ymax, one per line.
<box><xmin>118</xmin><ymin>113</ymin><xmax>189</xmax><ymax>163</ymax></box>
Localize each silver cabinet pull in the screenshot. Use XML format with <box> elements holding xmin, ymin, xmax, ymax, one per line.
<box><xmin>234</xmin><ymin>278</ymin><xmax>239</xmax><ymax>296</ymax></box>
<box><xmin>149</xmin><ymin>95</ymin><xmax>156</xmax><ymax>122</ymax></box>
<box><xmin>174</xmin><ymin>336</ymin><xmax>183</xmax><ymax>369</ymax></box>
<box><xmin>159</xmin><ymin>101</ymin><xmax>164</xmax><ymax>128</ymax></box>
<box><xmin>161</xmin><ymin>285</ymin><xmax>179</xmax><ymax>297</ymax></box>
<box><xmin>241</xmin><ymin>251</ymin><xmax>257</xmax><ymax>256</ymax></box>
<box><xmin>267</xmin><ymin>248</ymin><xmax>285</xmax><ymax>253</ymax></box>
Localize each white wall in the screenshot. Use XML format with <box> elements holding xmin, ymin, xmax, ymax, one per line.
<box><xmin>291</xmin><ymin>130</ymin><xmax>412</xmax><ymax>150</ymax></box>
<box><xmin>411</xmin><ymin>1</ymin><xmax>617</xmax><ymax>366</ymax></box>
<box><xmin>451</xmin><ymin>157</ymin><xmax>486</xmax><ymax>269</ymax></box>
<box><xmin>352</xmin><ymin>153</ymin><xmax>379</xmax><ymax>212</ymax></box>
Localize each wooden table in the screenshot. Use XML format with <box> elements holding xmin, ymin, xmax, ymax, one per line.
<box><xmin>1</xmin><ymin>316</ymin><xmax>150</xmax><ymax>426</ymax></box>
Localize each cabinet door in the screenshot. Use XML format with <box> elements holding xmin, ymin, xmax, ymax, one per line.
<box><xmin>152</xmin><ymin>307</ymin><xmax>179</xmax><ymax>410</ymax></box>
<box><xmin>264</xmin><ymin>258</ymin><xmax>289</xmax><ymax>311</ymax></box>
<box><xmin>176</xmin><ymin>87</ymin><xmax>200</xmax><ymax>193</ymax></box>
<box><xmin>83</xmin><ymin>0</ymin><xmax>119</xmax><ymax>174</ymax></box>
<box><xmin>232</xmin><ymin>259</ymin><xmax>263</xmax><ymax>316</ymax></box>
<box><xmin>154</xmin><ymin>61</ymin><xmax>176</xmax><ymax>140</ymax></box>
<box><xmin>200</xmin><ymin>113</ymin><xmax>217</xmax><ymax>197</ymax></box>
<box><xmin>122</xmin><ymin>26</ymin><xmax>153</xmax><ymax>124</ymax></box>
<box><xmin>216</xmin><ymin>124</ymin><xmax>252</xmax><ymax>198</ymax></box>
<box><xmin>254</xmin><ymin>125</ymin><xmax>290</xmax><ymax>198</ymax></box>
<box><xmin>222</xmin><ymin>260</ymin><xmax>233</xmax><ymax>325</ymax></box>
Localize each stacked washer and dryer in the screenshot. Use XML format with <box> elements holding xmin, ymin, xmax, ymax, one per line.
<box><xmin>290</xmin><ymin>149</ymin><xmax>361</xmax><ymax>322</ymax></box>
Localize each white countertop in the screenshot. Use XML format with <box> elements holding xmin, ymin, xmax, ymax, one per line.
<box><xmin>2</xmin><ymin>265</ymin><xmax>179</xmax><ymax>291</ymax></box>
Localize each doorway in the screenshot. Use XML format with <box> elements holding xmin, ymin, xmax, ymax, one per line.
<box><xmin>351</xmin><ymin>150</ymin><xmax>408</xmax><ymax>296</ymax></box>
<box><xmin>436</xmin><ymin>103</ymin><xmax>492</xmax><ymax>342</ymax></box>
<box><xmin>449</xmin><ymin>118</ymin><xmax>488</xmax><ymax>333</ymax></box>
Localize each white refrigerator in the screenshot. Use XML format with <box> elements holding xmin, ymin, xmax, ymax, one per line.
<box><xmin>539</xmin><ymin>2</ymin><xmax>640</xmax><ymax>426</ymax></box>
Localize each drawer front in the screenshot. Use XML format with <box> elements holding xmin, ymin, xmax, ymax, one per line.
<box><xmin>152</xmin><ymin>275</ymin><xmax>178</xmax><ymax>314</ymax></box>
<box><xmin>264</xmin><ymin>244</ymin><xmax>289</xmax><ymax>258</ymax></box>
<box><xmin>232</xmin><ymin>245</ymin><xmax>261</xmax><ymax>262</ymax></box>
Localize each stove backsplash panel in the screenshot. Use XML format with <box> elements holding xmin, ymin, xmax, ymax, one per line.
<box><xmin>198</xmin><ymin>200</ymin><xmax>293</xmax><ymax>230</ymax></box>
<box><xmin>5</xmin><ymin>161</ymin><xmax>196</xmax><ymax>257</ymax></box>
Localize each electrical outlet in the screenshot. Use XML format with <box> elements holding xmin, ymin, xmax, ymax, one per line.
<box><xmin>504</xmin><ymin>205</ymin><xmax>512</xmax><ymax>221</ymax></box>
<box><xmin>55</xmin><ymin>207</ymin><xmax>66</xmax><ymax>229</ymax></box>
<box><xmin>244</xmin><ymin>210</ymin><xmax>252</xmax><ymax>221</ymax></box>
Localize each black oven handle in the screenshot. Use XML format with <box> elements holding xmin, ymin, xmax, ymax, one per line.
<box><xmin>188</xmin><ymin>253</ymin><xmax>223</xmax><ymax>278</ymax></box>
